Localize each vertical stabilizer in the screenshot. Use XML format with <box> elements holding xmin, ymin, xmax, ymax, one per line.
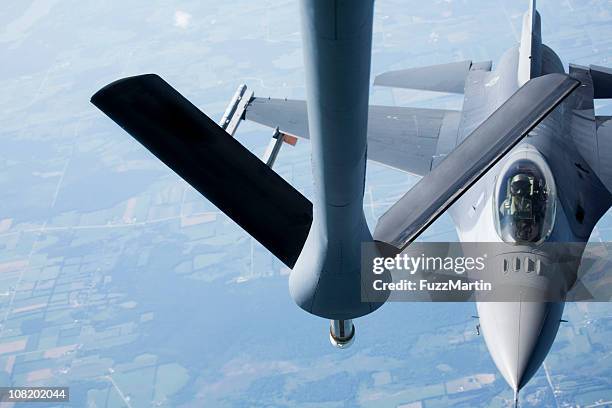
<box><xmin>518</xmin><ymin>0</ymin><xmax>542</xmax><ymax>85</ymax></box>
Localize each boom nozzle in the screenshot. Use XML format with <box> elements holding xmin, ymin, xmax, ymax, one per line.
<box><xmin>329</xmin><ymin>319</ymin><xmax>355</xmax><ymax>349</ymax></box>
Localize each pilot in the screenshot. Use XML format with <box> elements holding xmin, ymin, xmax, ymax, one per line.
<box><xmin>500</xmin><ymin>173</ymin><xmax>538</xmax><ymax>241</ymax></box>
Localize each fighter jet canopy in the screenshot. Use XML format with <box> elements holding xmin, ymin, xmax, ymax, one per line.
<box><xmin>494</xmin><ymin>149</ymin><xmax>557</xmax><ymax>244</ymax></box>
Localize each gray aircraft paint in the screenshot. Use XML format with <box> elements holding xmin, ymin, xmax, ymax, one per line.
<box><xmin>92</xmin><ymin>0</ymin><xmax>612</xmax><ymax>401</ymax></box>
<box><xmin>449</xmin><ymin>4</ymin><xmax>612</xmax><ymax>395</ymax></box>
<box><xmin>245</xmin><ymin>0</ymin><xmax>612</xmax><ymax>398</ymax></box>
<box><xmin>289</xmin><ymin>0</ymin><xmax>383</xmax><ymax>320</ymax></box>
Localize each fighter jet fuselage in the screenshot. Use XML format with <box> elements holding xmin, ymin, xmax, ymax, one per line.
<box><xmin>449</xmin><ymin>14</ymin><xmax>611</xmax><ymax>396</ymax></box>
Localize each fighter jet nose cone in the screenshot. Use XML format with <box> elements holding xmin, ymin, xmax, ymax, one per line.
<box><xmin>477</xmin><ymin>302</ymin><xmax>564</xmax><ymax>392</ymax></box>
<box><xmin>514</xmin><ymin>389</ymin><xmax>519</xmax><ymax>408</ymax></box>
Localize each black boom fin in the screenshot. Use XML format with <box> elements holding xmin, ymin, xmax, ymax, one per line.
<box><xmin>91</xmin><ymin>74</ymin><xmax>313</xmax><ymax>267</ymax></box>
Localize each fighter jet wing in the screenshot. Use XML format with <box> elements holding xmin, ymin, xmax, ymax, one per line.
<box><xmin>567</xmin><ymin>65</ymin><xmax>612</xmax><ymax>204</ymax></box>
<box><xmin>245</xmin><ymin>98</ymin><xmax>461</xmax><ymax>176</ymax></box>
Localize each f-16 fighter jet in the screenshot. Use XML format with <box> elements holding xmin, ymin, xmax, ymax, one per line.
<box><xmin>91</xmin><ymin>0</ymin><xmax>612</xmax><ymax>404</ymax></box>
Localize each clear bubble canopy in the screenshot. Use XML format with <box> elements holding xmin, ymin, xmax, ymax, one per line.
<box><xmin>493</xmin><ymin>147</ymin><xmax>557</xmax><ymax>244</ymax></box>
